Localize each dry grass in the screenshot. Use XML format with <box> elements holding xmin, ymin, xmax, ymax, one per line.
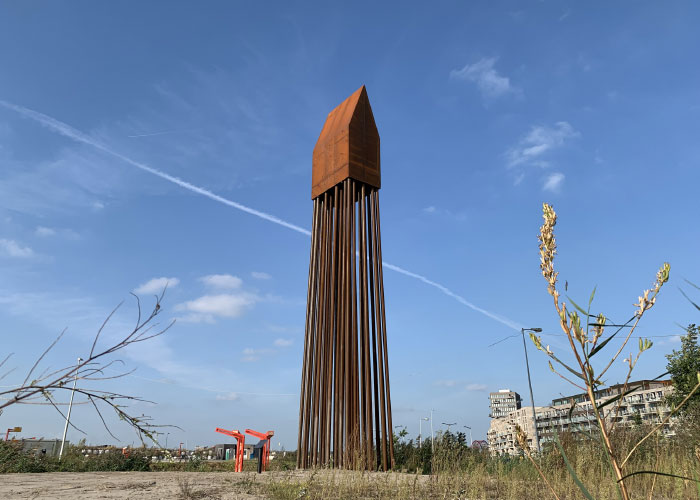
<box><xmin>177</xmin><ymin>477</ymin><xmax>223</xmax><ymax>500</ymax></box>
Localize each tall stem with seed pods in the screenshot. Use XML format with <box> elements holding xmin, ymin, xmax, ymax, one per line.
<box><xmin>533</xmin><ymin>202</ymin><xmax>670</xmax><ymax>500</ymax></box>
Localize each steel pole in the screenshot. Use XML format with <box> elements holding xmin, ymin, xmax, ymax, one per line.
<box><xmin>430</xmin><ymin>409</ymin><xmax>434</xmax><ymax>455</ymax></box>
<box><xmin>464</xmin><ymin>425</ymin><xmax>472</xmax><ymax>447</ymax></box>
<box><xmin>59</xmin><ymin>357</ymin><xmax>82</xmax><ymax>460</ymax></box>
<box><xmin>521</xmin><ymin>328</ymin><xmax>541</xmax><ymax>453</ymax></box>
<box><xmin>419</xmin><ymin>418</ymin><xmax>422</xmax><ymax>448</ymax></box>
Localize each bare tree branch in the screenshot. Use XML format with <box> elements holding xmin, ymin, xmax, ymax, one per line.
<box><xmin>0</xmin><ymin>291</ymin><xmax>177</xmax><ymax>444</ymax></box>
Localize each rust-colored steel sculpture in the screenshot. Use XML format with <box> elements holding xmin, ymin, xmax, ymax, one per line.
<box><xmin>298</xmin><ymin>86</ymin><xmax>394</xmax><ymax>471</ymax></box>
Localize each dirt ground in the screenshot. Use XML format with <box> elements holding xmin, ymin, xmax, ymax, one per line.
<box><xmin>0</xmin><ymin>470</ymin><xmax>430</xmax><ymax>499</ymax></box>
<box><xmin>0</xmin><ymin>471</ymin><xmax>284</xmax><ymax>499</ymax></box>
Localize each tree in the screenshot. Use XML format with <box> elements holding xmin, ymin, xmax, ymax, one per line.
<box><xmin>0</xmin><ymin>291</ymin><xmax>175</xmax><ymax>444</ymax></box>
<box><xmin>665</xmin><ymin>324</ymin><xmax>700</xmax><ymax>413</ymax></box>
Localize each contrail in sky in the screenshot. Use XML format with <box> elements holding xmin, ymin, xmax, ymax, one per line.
<box><xmin>127</xmin><ymin>130</ymin><xmax>183</xmax><ymax>138</ymax></box>
<box><xmin>0</xmin><ymin>100</ymin><xmax>310</xmax><ymax>236</ymax></box>
<box><xmin>0</xmin><ymin>100</ymin><xmax>522</xmax><ymax>332</ymax></box>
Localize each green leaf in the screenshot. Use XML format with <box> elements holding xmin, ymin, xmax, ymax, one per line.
<box><xmin>567</xmin><ymin>400</ymin><xmax>578</xmax><ymax>421</ymax></box>
<box><xmin>683</xmin><ymin>278</ymin><xmax>700</xmax><ymax>291</ymax></box>
<box><xmin>597</xmin><ymin>386</ymin><xmax>640</xmax><ymax>411</ymax></box>
<box><xmin>619</xmin><ymin>470</ymin><xmax>700</xmax><ymax>483</ymax></box>
<box><xmin>553</xmin><ymin>433</ymin><xmax>596</xmax><ymax>500</ymax></box>
<box><xmin>597</xmin><ymin>372</ymin><xmax>669</xmax><ymax>411</ymax></box>
<box><xmin>588</xmin><ymin>286</ymin><xmax>597</xmax><ymax>308</ymax></box>
<box><xmin>679</xmin><ymin>288</ymin><xmax>700</xmax><ymax>313</ymax></box>
<box><xmin>567</xmin><ymin>296</ymin><xmax>590</xmax><ymax>317</ymax></box>
<box><xmin>550</xmin><ymin>353</ymin><xmax>587</xmax><ymax>380</ymax></box>
<box><xmin>589</xmin><ymin>331</ymin><xmax>619</xmax><ymax>358</ymax></box>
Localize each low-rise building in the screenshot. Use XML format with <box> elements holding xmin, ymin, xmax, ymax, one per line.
<box><xmin>487</xmin><ymin>380</ymin><xmax>674</xmax><ymax>456</ymax></box>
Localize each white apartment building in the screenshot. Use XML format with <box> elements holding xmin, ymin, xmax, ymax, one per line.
<box><xmin>487</xmin><ymin>380</ymin><xmax>674</xmax><ymax>456</ymax></box>
<box><xmin>487</xmin><ymin>406</ymin><xmax>542</xmax><ymax>456</ymax></box>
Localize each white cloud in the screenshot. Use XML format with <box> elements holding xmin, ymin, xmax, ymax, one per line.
<box><xmin>200</xmin><ymin>274</ymin><xmax>242</xmax><ymax>289</ymax></box>
<box><xmin>92</xmin><ymin>201</ymin><xmax>105</xmax><ymax>211</ymax></box>
<box><xmin>134</xmin><ymin>277</ymin><xmax>180</xmax><ymax>295</ymax></box>
<box><xmin>34</xmin><ymin>226</ymin><xmax>80</xmax><ymax>239</ymax></box>
<box><xmin>251</xmin><ymin>271</ymin><xmax>271</xmax><ymax>280</ymax></box>
<box><xmin>542</xmin><ymin>172</ymin><xmax>565</xmax><ymax>193</ymax></box>
<box><xmin>421</xmin><ymin>206</ymin><xmax>466</xmax><ymax>221</ymax></box>
<box><xmin>506</xmin><ymin>122</ymin><xmax>579</xmax><ymax>168</ymax></box>
<box><xmin>274</xmin><ymin>338</ymin><xmax>293</xmax><ymax>347</ymax></box>
<box><xmin>450</xmin><ymin>58</ymin><xmax>515</xmax><ymax>99</ymax></box>
<box><xmin>0</xmin><ymin>239</ymin><xmax>34</xmax><ymax>258</ymax></box>
<box><xmin>215</xmin><ymin>392</ymin><xmax>240</xmax><ymax>401</ymax></box>
<box><xmin>466</xmin><ymin>383</ymin><xmax>488</xmax><ymax>392</ymax></box>
<box><xmin>176</xmin><ymin>293</ymin><xmax>257</xmax><ymax>322</ymax></box>
<box><xmin>35</xmin><ymin>226</ymin><xmax>56</xmax><ymax>237</ymax></box>
<box><xmin>241</xmin><ymin>347</ymin><xmax>271</xmax><ymax>362</ymax></box>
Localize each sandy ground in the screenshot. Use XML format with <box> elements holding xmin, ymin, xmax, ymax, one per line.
<box><xmin>0</xmin><ymin>470</ymin><xmax>429</xmax><ymax>499</ymax></box>
<box><xmin>0</xmin><ymin>471</ymin><xmax>279</xmax><ymax>499</ymax></box>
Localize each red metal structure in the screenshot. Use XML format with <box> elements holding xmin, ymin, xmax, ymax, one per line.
<box><xmin>215</xmin><ymin>427</ymin><xmax>245</xmax><ymax>472</ymax></box>
<box><xmin>245</xmin><ymin>429</ymin><xmax>274</xmax><ymax>471</ymax></box>
<box><xmin>5</xmin><ymin>426</ymin><xmax>21</xmax><ymax>441</ymax></box>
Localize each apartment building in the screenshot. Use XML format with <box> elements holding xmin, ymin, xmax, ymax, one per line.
<box><xmin>487</xmin><ymin>380</ymin><xmax>674</xmax><ymax>456</ymax></box>
<box><xmin>487</xmin><ymin>406</ymin><xmax>542</xmax><ymax>456</ymax></box>
<box><xmin>488</xmin><ymin>389</ymin><xmax>522</xmax><ymax>418</ymax></box>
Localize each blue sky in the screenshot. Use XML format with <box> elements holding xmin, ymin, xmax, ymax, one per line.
<box><xmin>1</xmin><ymin>1</ymin><xmax>699</xmax><ymax>449</ymax></box>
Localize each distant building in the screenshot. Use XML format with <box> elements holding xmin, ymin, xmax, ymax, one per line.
<box><xmin>487</xmin><ymin>380</ymin><xmax>674</xmax><ymax>456</ymax></box>
<box><xmin>19</xmin><ymin>439</ymin><xmax>64</xmax><ymax>457</ymax></box>
<box><xmin>488</xmin><ymin>389</ymin><xmax>522</xmax><ymax>419</ymax></box>
<box><xmin>487</xmin><ymin>407</ymin><xmax>542</xmax><ymax>455</ymax></box>
<box><xmin>212</xmin><ymin>443</ymin><xmax>255</xmax><ymax>460</ymax></box>
<box><xmin>539</xmin><ymin>380</ymin><xmax>674</xmax><ymax>443</ymax></box>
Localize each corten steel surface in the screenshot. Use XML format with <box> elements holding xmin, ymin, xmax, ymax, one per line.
<box><xmin>298</xmin><ymin>87</ymin><xmax>394</xmax><ymax>471</ymax></box>
<box><xmin>311</xmin><ymin>86</ymin><xmax>380</xmax><ymax>199</ymax></box>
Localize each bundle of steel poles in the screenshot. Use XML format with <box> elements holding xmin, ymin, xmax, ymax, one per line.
<box><xmin>297</xmin><ymin>178</ymin><xmax>394</xmax><ymax>471</ymax></box>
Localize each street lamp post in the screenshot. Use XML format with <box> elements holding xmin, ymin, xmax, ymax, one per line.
<box><xmin>521</xmin><ymin>327</ymin><xmax>542</xmax><ymax>453</ymax></box>
<box><xmin>441</xmin><ymin>422</ymin><xmax>456</xmax><ymax>433</ymax></box>
<box><xmin>463</xmin><ymin>425</ymin><xmax>473</xmax><ymax>447</ymax></box>
<box><xmin>419</xmin><ymin>417</ymin><xmax>428</xmax><ymax>448</ymax></box>
<box><xmin>430</xmin><ymin>409</ymin><xmax>434</xmax><ymax>455</ymax></box>
<box><xmin>59</xmin><ymin>357</ymin><xmax>82</xmax><ymax>460</ymax></box>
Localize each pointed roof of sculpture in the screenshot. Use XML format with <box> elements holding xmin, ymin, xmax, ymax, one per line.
<box><xmin>315</xmin><ymin>86</ymin><xmax>376</xmax><ymax>146</ymax></box>
<box><xmin>312</xmin><ymin>86</ymin><xmax>380</xmax><ymax>199</ymax></box>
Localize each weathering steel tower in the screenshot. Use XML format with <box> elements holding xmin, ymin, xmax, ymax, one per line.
<box><xmin>297</xmin><ymin>86</ymin><xmax>394</xmax><ymax>470</ymax></box>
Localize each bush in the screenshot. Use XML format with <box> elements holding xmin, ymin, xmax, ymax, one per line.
<box><xmin>0</xmin><ymin>442</ymin><xmax>151</xmax><ymax>473</ymax></box>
